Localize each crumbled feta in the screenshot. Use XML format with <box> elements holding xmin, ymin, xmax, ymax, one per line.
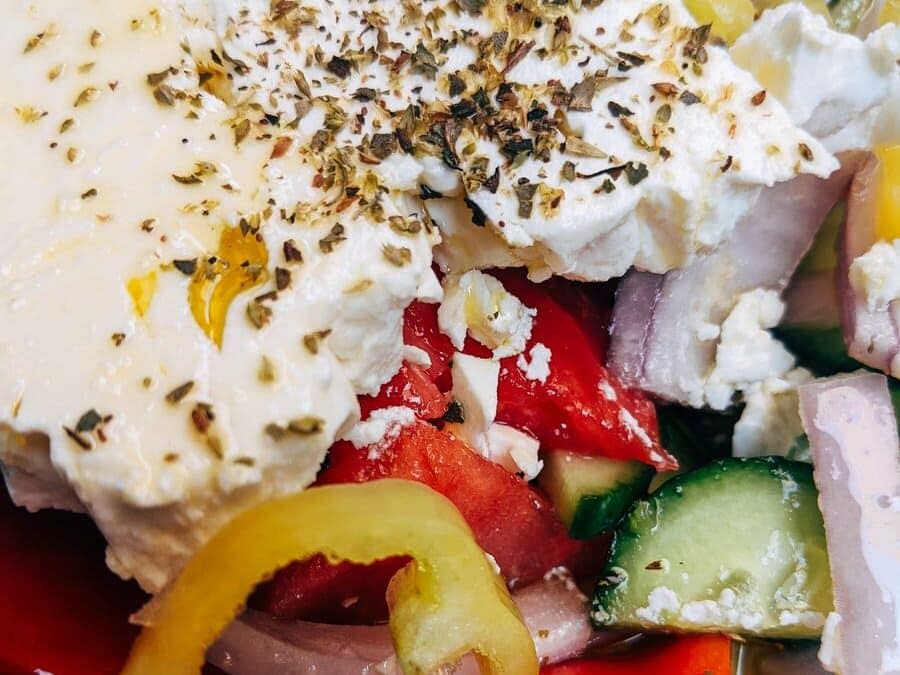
<box><xmin>402</xmin><ymin>345</ymin><xmax>433</xmax><ymax>369</ymax></box>
<box><xmin>448</xmin><ymin>353</ymin><xmax>501</xmax><ymax>451</ymax></box>
<box><xmin>732</xmin><ymin>3</ymin><xmax>900</xmax><ymax>153</ymax></box>
<box><xmin>733</xmin><ymin>368</ymin><xmax>813</xmax><ymax>458</ymax></box>
<box><xmin>460</xmin><ymin>1</ymin><xmax>836</xmax><ymax>282</ymax></box>
<box><xmin>438</xmin><ymin>271</ymin><xmax>535</xmax><ymax>358</ymax></box>
<box><xmin>636</xmin><ymin>585</ymin><xmax>821</xmax><ymax>632</ymax></box>
<box><xmin>447</xmin><ymin>355</ymin><xmax>543</xmax><ymax>479</ymax></box>
<box><xmin>634</xmin><ymin>586</ymin><xmax>682</xmax><ymax>623</ymax></box>
<box><xmin>341</xmin><ymin>406</ymin><xmax>416</xmax><ymax>459</ymax></box>
<box><xmin>678</xmin><ymin>588</ymin><xmax>766</xmax><ymax>632</ymax></box>
<box><xmin>819</xmin><ymin>612</ymin><xmax>844</xmax><ymax>673</ymax></box>
<box><xmin>517</xmin><ymin>343</ymin><xmax>552</xmax><ymax>384</ymax></box>
<box><xmin>704</xmin><ymin>289</ymin><xmax>796</xmax><ymax>410</ymax></box>
<box><xmin>849</xmin><ymin>239</ymin><xmax>900</xmax><ymax>312</ymax></box>
<box><xmin>482</xmin><ymin>424</ymin><xmax>543</xmax><ymax>480</ymax></box>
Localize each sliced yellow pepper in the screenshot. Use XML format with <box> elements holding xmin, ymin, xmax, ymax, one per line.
<box><xmin>880</xmin><ymin>0</ymin><xmax>900</xmax><ymax>25</ymax></box>
<box><xmin>876</xmin><ymin>145</ymin><xmax>900</xmax><ymax>242</ymax></box>
<box><xmin>121</xmin><ymin>479</ymin><xmax>537</xmax><ymax>675</ymax></box>
<box><xmin>684</xmin><ymin>0</ymin><xmax>755</xmax><ymax>44</ymax></box>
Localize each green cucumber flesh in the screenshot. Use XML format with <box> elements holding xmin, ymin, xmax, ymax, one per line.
<box><xmin>540</xmin><ymin>451</ymin><xmax>653</xmax><ymax>539</ymax></box>
<box><xmin>592</xmin><ymin>456</ymin><xmax>833</xmax><ymax>639</ymax></box>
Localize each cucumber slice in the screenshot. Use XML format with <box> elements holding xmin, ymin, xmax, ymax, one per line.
<box><xmin>592</xmin><ymin>457</ymin><xmax>833</xmax><ymax>638</ymax></box>
<box><xmin>540</xmin><ymin>451</ymin><xmax>653</xmax><ymax>539</ymax></box>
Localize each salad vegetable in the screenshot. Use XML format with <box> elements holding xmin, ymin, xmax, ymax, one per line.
<box><xmin>122</xmin><ymin>479</ymin><xmax>537</xmax><ymax>675</ymax></box>
<box><xmin>539</xmin><ymin>451</ymin><xmax>654</xmax><ymax>539</ymax></box>
<box><xmin>609</xmin><ymin>156</ymin><xmax>864</xmax><ymax>407</ymax></box>
<box><xmin>799</xmin><ymin>373</ymin><xmax>900</xmax><ymax>675</ymax></box>
<box><xmin>541</xmin><ymin>634</ymin><xmax>732</xmax><ymax>675</ymax></box>
<box><xmin>592</xmin><ymin>457</ymin><xmax>833</xmax><ymax>638</ymax></box>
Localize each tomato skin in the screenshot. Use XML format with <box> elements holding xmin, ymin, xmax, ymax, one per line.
<box><xmin>541</xmin><ymin>634</ymin><xmax>732</xmax><ymax>675</ymax></box>
<box><xmin>493</xmin><ymin>272</ymin><xmax>674</xmax><ymax>470</ymax></box>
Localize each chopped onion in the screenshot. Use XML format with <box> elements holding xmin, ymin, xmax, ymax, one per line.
<box><xmin>609</xmin><ymin>154</ymin><xmax>865</xmax><ymax>405</ymax></box>
<box><xmin>798</xmin><ymin>372</ymin><xmax>900</xmax><ymax>675</ymax></box>
<box><xmin>207</xmin><ymin>575</ymin><xmax>596</xmax><ymax>674</ymax></box>
<box><xmin>838</xmin><ymin>153</ymin><xmax>900</xmax><ymax>376</ymax></box>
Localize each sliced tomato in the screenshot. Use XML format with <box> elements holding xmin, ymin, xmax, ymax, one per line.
<box><xmin>403</xmin><ymin>298</ymin><xmax>455</xmax><ymax>387</ymax></box>
<box><xmin>541</xmin><ymin>634</ymin><xmax>732</xmax><ymax>675</ymax></box>
<box><xmin>318</xmin><ymin>422</ymin><xmax>582</xmax><ymax>585</ymax></box>
<box><xmin>258</xmin><ymin>422</ymin><xmax>584</xmax><ymax>622</ymax></box>
<box><xmin>359</xmin><ymin>361</ymin><xmax>448</xmax><ymax>421</ymax></box>
<box><xmin>402</xmin><ymin>272</ymin><xmax>675</xmax><ymax>470</ymax></box>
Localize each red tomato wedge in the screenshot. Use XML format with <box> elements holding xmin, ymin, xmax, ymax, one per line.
<box><xmin>541</xmin><ymin>634</ymin><xmax>732</xmax><ymax>675</ymax></box>
<box><xmin>0</xmin><ymin>488</ymin><xmax>146</xmax><ymax>675</ymax></box>
<box><xmin>319</xmin><ymin>422</ymin><xmax>582</xmax><ymax>584</ymax></box>
<box><xmin>402</xmin><ymin>272</ymin><xmax>675</xmax><ymax>471</ymax></box>
<box><xmin>258</xmin><ymin>422</ymin><xmax>583</xmax><ymax>622</ymax></box>
<box><xmin>359</xmin><ymin>361</ymin><xmax>448</xmax><ymax>421</ymax></box>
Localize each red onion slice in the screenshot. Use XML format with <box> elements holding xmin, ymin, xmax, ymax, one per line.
<box><xmin>207</xmin><ymin>575</ymin><xmax>596</xmax><ymax>674</ymax></box>
<box><xmin>610</xmin><ymin>154</ymin><xmax>865</xmax><ymax>405</ymax></box>
<box><xmin>838</xmin><ymin>153</ymin><xmax>900</xmax><ymax>376</ymax></box>
<box><xmin>798</xmin><ymin>372</ymin><xmax>900</xmax><ymax>675</ymax></box>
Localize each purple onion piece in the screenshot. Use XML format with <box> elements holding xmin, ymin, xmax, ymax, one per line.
<box><xmin>838</xmin><ymin>153</ymin><xmax>900</xmax><ymax>376</ymax></box>
<box><xmin>610</xmin><ymin>154</ymin><xmax>866</xmax><ymax>404</ymax></box>
<box><xmin>799</xmin><ymin>372</ymin><xmax>900</xmax><ymax>675</ymax></box>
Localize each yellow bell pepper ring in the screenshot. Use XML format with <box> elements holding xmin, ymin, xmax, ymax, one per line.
<box><xmin>120</xmin><ymin>479</ymin><xmax>538</xmax><ymax>675</ymax></box>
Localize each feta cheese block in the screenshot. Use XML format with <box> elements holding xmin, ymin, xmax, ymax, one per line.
<box><xmin>0</xmin><ymin>0</ymin><xmax>438</xmax><ymax>592</ymax></box>
<box><xmin>850</xmin><ymin>238</ymin><xmax>900</xmax><ymax>312</ymax></box>
<box><xmin>216</xmin><ymin>0</ymin><xmax>834</xmax><ymax>283</ymax></box>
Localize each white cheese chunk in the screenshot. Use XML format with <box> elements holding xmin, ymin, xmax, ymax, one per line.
<box><xmin>732</xmin><ymin>3</ymin><xmax>900</xmax><ymax>153</ymax></box>
<box><xmin>0</xmin><ymin>0</ymin><xmax>438</xmax><ymax>593</ymax></box>
<box><xmin>449</xmin><ymin>354</ymin><xmax>501</xmax><ymax>448</ymax></box>
<box><xmin>704</xmin><ymin>289</ymin><xmax>796</xmax><ymax>410</ymax></box>
<box><xmin>733</xmin><ymin>368</ymin><xmax>813</xmax><ymax>459</ymax></box>
<box><xmin>341</xmin><ymin>406</ymin><xmax>416</xmax><ymax>459</ymax></box>
<box><xmin>850</xmin><ymin>238</ymin><xmax>900</xmax><ymax>312</ymax></box>
<box><xmin>0</xmin><ymin>0</ymin><xmax>847</xmax><ymax>595</ymax></box>
<box><xmin>438</xmin><ymin>271</ymin><xmax>535</xmax><ymax>358</ymax></box>
<box><xmin>517</xmin><ymin>343</ymin><xmax>553</xmax><ymax>384</ymax></box>
<box><xmin>482</xmin><ymin>424</ymin><xmax>544</xmax><ymax>480</ymax></box>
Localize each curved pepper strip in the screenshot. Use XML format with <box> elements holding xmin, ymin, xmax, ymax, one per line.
<box><xmin>120</xmin><ymin>479</ymin><xmax>537</xmax><ymax>675</ymax></box>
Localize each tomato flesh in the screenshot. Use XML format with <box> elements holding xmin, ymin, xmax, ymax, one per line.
<box><xmin>359</xmin><ymin>361</ymin><xmax>448</xmax><ymax>421</ymax></box>
<box><xmin>541</xmin><ymin>634</ymin><xmax>732</xmax><ymax>675</ymax></box>
<box><xmin>0</xmin><ymin>488</ymin><xmax>146</xmax><ymax>675</ymax></box>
